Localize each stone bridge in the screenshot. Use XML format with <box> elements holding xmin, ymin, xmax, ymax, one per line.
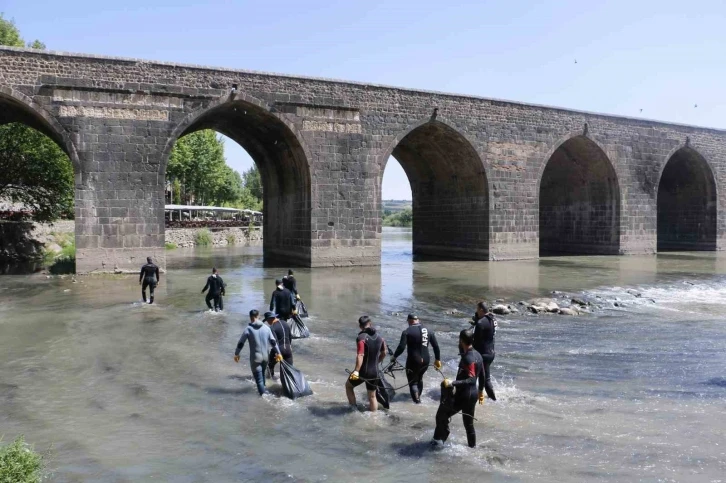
<box><xmin>1</xmin><ymin>46</ymin><xmax>724</xmax><ymax>273</ymax></box>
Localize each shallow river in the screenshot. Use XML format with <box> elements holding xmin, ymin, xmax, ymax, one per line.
<box><xmin>1</xmin><ymin>227</ymin><xmax>725</xmax><ymax>482</ymax></box>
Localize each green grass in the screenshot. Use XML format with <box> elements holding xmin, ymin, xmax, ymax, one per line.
<box><xmin>0</xmin><ymin>436</ymin><xmax>45</xmax><ymax>483</ymax></box>
<box><xmin>194</xmin><ymin>228</ymin><xmax>212</xmax><ymax>246</ymax></box>
<box><xmin>165</xmin><ymin>242</ymin><xmax>177</xmax><ymax>250</ymax></box>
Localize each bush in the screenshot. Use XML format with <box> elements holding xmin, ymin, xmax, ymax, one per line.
<box><xmin>225</xmin><ymin>233</ymin><xmax>236</xmax><ymax>246</ymax></box>
<box><xmin>0</xmin><ymin>436</ymin><xmax>45</xmax><ymax>483</ymax></box>
<box><xmin>43</xmin><ymin>239</ymin><xmax>75</xmax><ymax>274</ymax></box>
<box><xmin>165</xmin><ymin>242</ymin><xmax>177</xmax><ymax>250</ymax></box>
<box><xmin>195</xmin><ymin>229</ymin><xmax>212</xmax><ymax>246</ymax></box>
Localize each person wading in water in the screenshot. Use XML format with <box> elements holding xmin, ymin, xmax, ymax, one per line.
<box><xmin>139</xmin><ymin>257</ymin><xmax>160</xmax><ymax>304</ymax></box>
<box><xmin>346</xmin><ymin>315</ymin><xmax>387</xmax><ymax>412</ymax></box>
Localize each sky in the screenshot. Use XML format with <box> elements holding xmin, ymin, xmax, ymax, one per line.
<box><xmin>4</xmin><ymin>0</ymin><xmax>726</xmax><ymax>200</ymax></box>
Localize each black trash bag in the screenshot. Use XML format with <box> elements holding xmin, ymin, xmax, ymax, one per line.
<box><xmin>296</xmin><ymin>299</ymin><xmax>309</xmax><ymax>319</ymax></box>
<box><xmin>279</xmin><ymin>360</ymin><xmax>313</xmax><ymax>400</ymax></box>
<box><xmin>289</xmin><ymin>314</ymin><xmax>310</xmax><ymax>339</ymax></box>
<box><xmin>375</xmin><ymin>372</ymin><xmax>395</xmax><ymax>409</ymax></box>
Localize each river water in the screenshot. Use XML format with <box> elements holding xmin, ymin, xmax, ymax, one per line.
<box><xmin>1</xmin><ymin>227</ymin><xmax>725</xmax><ymax>482</ymax></box>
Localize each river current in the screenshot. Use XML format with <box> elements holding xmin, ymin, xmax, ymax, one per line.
<box><xmin>1</xmin><ymin>227</ymin><xmax>725</xmax><ymax>482</ymax></box>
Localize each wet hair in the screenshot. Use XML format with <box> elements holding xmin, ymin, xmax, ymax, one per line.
<box><xmin>212</xmin><ymin>267</ymin><xmax>218</xmax><ymax>273</ymax></box>
<box><xmin>249</xmin><ymin>309</ymin><xmax>259</xmax><ymax>319</ymax></box>
<box><xmin>459</xmin><ymin>329</ymin><xmax>474</xmax><ymax>346</ymax></box>
<box><xmin>147</xmin><ymin>257</ymin><xmax>152</xmax><ymax>263</ymax></box>
<box><xmin>275</xmin><ymin>279</ymin><xmax>282</xmax><ymax>285</ymax></box>
<box><xmin>477</xmin><ymin>301</ymin><xmax>488</xmax><ymax>313</ymax></box>
<box><xmin>358</xmin><ymin>315</ymin><xmax>371</xmax><ymax>327</ymax></box>
<box><xmin>288</xmin><ymin>269</ymin><xmax>294</xmax><ymax>275</ymax></box>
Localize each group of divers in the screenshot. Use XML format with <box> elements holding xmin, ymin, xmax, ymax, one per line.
<box><xmin>138</xmin><ymin>256</ymin><xmax>499</xmax><ymax>449</ymax></box>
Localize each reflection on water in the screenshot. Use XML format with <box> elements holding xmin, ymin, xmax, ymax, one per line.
<box><xmin>1</xmin><ymin>227</ymin><xmax>725</xmax><ymax>482</ymax></box>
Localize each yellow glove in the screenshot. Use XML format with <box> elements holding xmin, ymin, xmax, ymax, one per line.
<box><xmin>479</xmin><ymin>391</ymin><xmax>485</xmax><ymax>405</ymax></box>
<box><xmin>292</xmin><ymin>309</ymin><xmax>298</xmax><ymax>315</ymax></box>
<box><xmin>296</xmin><ymin>294</ymin><xmax>301</xmax><ymax>300</ymax></box>
<box><xmin>275</xmin><ymin>353</ymin><xmax>284</xmax><ymax>363</ymax></box>
<box><xmin>442</xmin><ymin>378</ymin><xmax>452</xmax><ymax>388</ymax></box>
<box><xmin>349</xmin><ymin>371</ymin><xmax>360</xmax><ymax>381</ymax></box>
<box><xmin>234</xmin><ymin>355</ymin><xmax>240</xmax><ymax>363</ymax></box>
<box><xmin>434</xmin><ymin>360</ymin><xmax>442</xmax><ymax>370</ymax></box>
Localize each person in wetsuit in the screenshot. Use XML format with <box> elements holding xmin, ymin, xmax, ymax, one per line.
<box><xmin>346</xmin><ymin>315</ymin><xmax>387</xmax><ymax>412</ymax></box>
<box><xmin>470</xmin><ymin>301</ymin><xmax>497</xmax><ymax>401</ymax></box>
<box><xmin>282</xmin><ymin>270</ymin><xmax>299</xmax><ymax>298</ymax></box>
<box><xmin>432</xmin><ymin>329</ymin><xmax>486</xmax><ymax>448</ymax></box>
<box><xmin>392</xmin><ymin>314</ymin><xmax>442</xmax><ymax>403</ymax></box>
<box><xmin>234</xmin><ymin>309</ymin><xmax>281</xmax><ymax>395</ymax></box>
<box><xmin>139</xmin><ymin>257</ymin><xmax>160</xmax><ymax>304</ymax></box>
<box><xmin>266</xmin><ymin>311</ymin><xmax>293</xmax><ymax>378</ymax></box>
<box><xmin>201</xmin><ymin>267</ymin><xmax>226</xmax><ymax>312</ymax></box>
<box><xmin>269</xmin><ymin>279</ymin><xmax>296</xmax><ymax>321</ymax></box>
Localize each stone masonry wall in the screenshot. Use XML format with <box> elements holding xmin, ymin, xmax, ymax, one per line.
<box><xmin>2</xmin><ymin>46</ymin><xmax>726</xmax><ymax>272</ymax></box>
<box><xmin>165</xmin><ymin>227</ymin><xmax>262</xmax><ymax>248</ymax></box>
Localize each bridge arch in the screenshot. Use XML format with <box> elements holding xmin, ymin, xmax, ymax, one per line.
<box><xmin>656</xmin><ymin>145</ymin><xmax>717</xmax><ymax>251</ymax></box>
<box><xmin>162</xmin><ymin>93</ymin><xmax>312</xmax><ymax>266</ymax></box>
<box><xmin>0</xmin><ymin>86</ymin><xmax>80</xmax><ymax>171</ymax></box>
<box><xmin>538</xmin><ymin>134</ymin><xmax>621</xmax><ymax>256</ymax></box>
<box><xmin>379</xmin><ymin>119</ymin><xmax>489</xmax><ymax>260</ymax></box>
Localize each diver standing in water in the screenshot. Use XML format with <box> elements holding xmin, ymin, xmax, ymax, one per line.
<box><xmin>282</xmin><ymin>269</ymin><xmax>299</xmax><ymax>298</ymax></box>
<box><xmin>201</xmin><ymin>268</ymin><xmax>226</xmax><ymax>312</ymax></box>
<box><xmin>346</xmin><ymin>316</ymin><xmax>387</xmax><ymax>412</ymax></box>
<box><xmin>392</xmin><ymin>314</ymin><xmax>442</xmax><ymax>403</ymax></box>
<box><xmin>139</xmin><ymin>257</ymin><xmax>160</xmax><ymax>304</ymax></box>
<box><xmin>269</xmin><ymin>279</ymin><xmax>296</xmax><ymax>321</ymax></box>
<box><xmin>266</xmin><ymin>311</ymin><xmax>293</xmax><ymax>379</ymax></box>
<box><xmin>471</xmin><ymin>302</ymin><xmax>497</xmax><ymax>400</ymax></box>
<box><xmin>432</xmin><ymin>329</ymin><xmax>486</xmax><ymax>448</ymax></box>
<box><xmin>234</xmin><ymin>309</ymin><xmax>282</xmax><ymax>396</ymax></box>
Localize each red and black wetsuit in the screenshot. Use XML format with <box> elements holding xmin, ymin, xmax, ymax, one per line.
<box><xmin>269</xmin><ymin>320</ymin><xmax>293</xmax><ymax>377</ymax></box>
<box><xmin>393</xmin><ymin>323</ymin><xmax>441</xmax><ymax>403</ymax></box>
<box><xmin>433</xmin><ymin>348</ymin><xmax>485</xmax><ymax>448</ymax></box>
<box><xmin>350</xmin><ymin>327</ymin><xmax>386</xmax><ymax>391</ymax></box>
<box><xmin>472</xmin><ymin>313</ymin><xmax>497</xmax><ymax>401</ymax></box>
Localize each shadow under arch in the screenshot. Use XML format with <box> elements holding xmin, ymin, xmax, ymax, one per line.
<box><xmin>538</xmin><ymin>134</ymin><xmax>621</xmax><ymax>256</ymax></box>
<box><xmin>162</xmin><ymin>95</ymin><xmax>312</xmax><ymax>266</ymax></box>
<box><xmin>0</xmin><ymin>87</ymin><xmax>80</xmax><ymax>171</ymax></box>
<box><xmin>381</xmin><ymin>119</ymin><xmax>489</xmax><ymax>260</ymax></box>
<box><xmin>657</xmin><ymin>146</ymin><xmax>717</xmax><ymax>251</ymax></box>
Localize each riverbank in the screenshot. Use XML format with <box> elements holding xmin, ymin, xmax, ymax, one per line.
<box><xmin>165</xmin><ymin>226</ymin><xmax>262</xmax><ymax>248</ymax></box>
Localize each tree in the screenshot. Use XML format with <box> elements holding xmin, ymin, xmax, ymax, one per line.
<box><xmin>0</xmin><ymin>123</ymin><xmax>74</xmax><ymax>222</ymax></box>
<box><xmin>167</xmin><ymin>130</ymin><xmax>246</xmax><ymax>206</ymax></box>
<box><xmin>242</xmin><ymin>166</ymin><xmax>263</xmax><ymax>201</ymax></box>
<box><xmin>0</xmin><ymin>16</ymin><xmax>72</xmax><ymax>223</ymax></box>
<box><xmin>0</xmin><ymin>14</ymin><xmax>23</xmax><ymax>47</ymax></box>
<box><xmin>0</xmin><ymin>14</ymin><xmax>44</xmax><ymax>48</ymax></box>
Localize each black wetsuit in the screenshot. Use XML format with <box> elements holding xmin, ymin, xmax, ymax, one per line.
<box><xmin>393</xmin><ymin>323</ymin><xmax>441</xmax><ymax>403</ymax></box>
<box><xmin>283</xmin><ymin>276</ymin><xmax>298</xmax><ymax>296</ymax></box>
<box><xmin>269</xmin><ymin>320</ymin><xmax>293</xmax><ymax>377</ymax></box>
<box><xmin>433</xmin><ymin>348</ymin><xmax>485</xmax><ymax>448</ymax></box>
<box><xmin>349</xmin><ymin>327</ymin><xmax>387</xmax><ymax>391</ymax></box>
<box><xmin>269</xmin><ymin>287</ymin><xmax>296</xmax><ymax>320</ymax></box>
<box><xmin>202</xmin><ymin>275</ymin><xmax>225</xmax><ymax>311</ymax></box>
<box><xmin>472</xmin><ymin>313</ymin><xmax>497</xmax><ymax>400</ymax></box>
<box><xmin>139</xmin><ymin>262</ymin><xmax>160</xmax><ymax>304</ymax></box>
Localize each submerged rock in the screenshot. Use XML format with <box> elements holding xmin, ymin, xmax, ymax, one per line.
<box><xmin>492</xmin><ymin>304</ymin><xmax>511</xmax><ymax>315</ymax></box>
<box><xmin>559</xmin><ymin>307</ymin><xmax>578</xmax><ymax>316</ymax></box>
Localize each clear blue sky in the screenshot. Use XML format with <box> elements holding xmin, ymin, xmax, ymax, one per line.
<box><xmin>5</xmin><ymin>0</ymin><xmax>726</xmax><ymax>200</ymax></box>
